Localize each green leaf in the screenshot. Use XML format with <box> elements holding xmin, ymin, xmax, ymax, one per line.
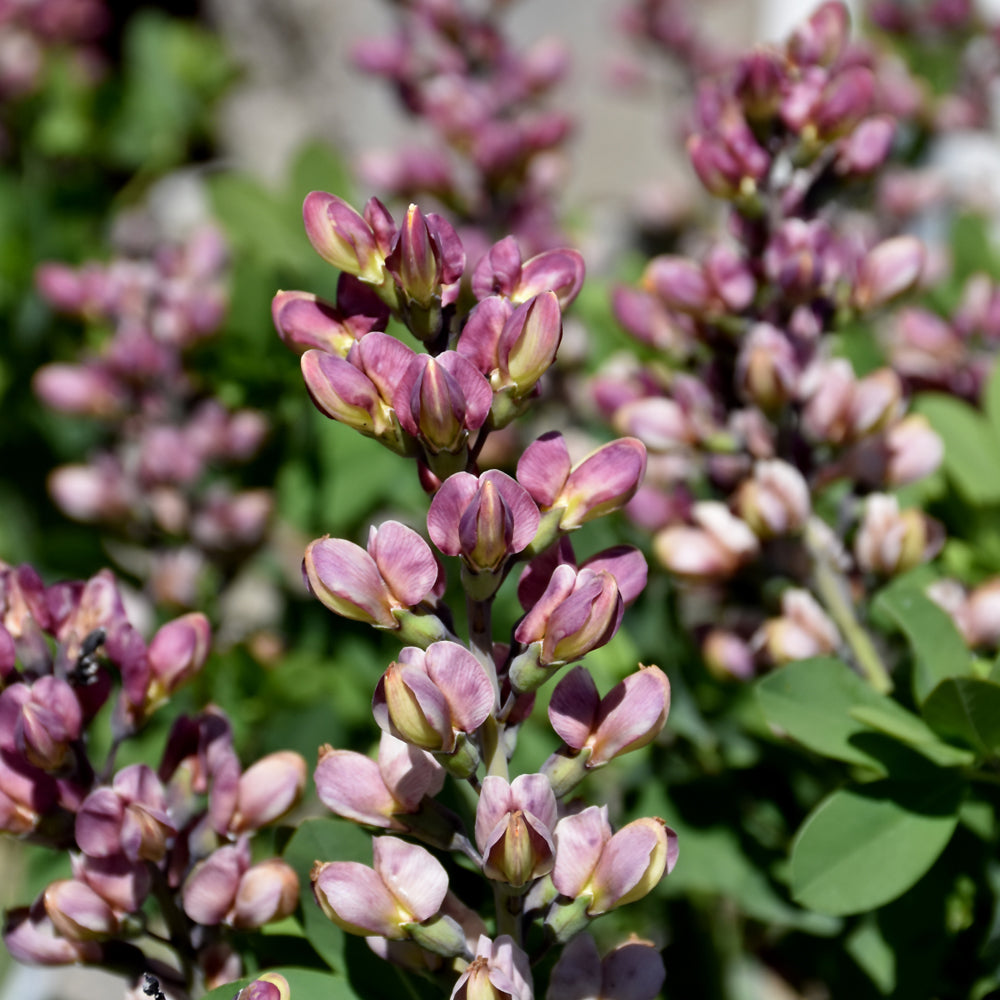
<box><xmin>756</xmin><ymin>656</ymin><xmax>969</xmax><ymax>773</ymax></box>
<box><xmin>789</xmin><ymin>775</ymin><xmax>964</xmax><ymax>915</ymax></box>
<box><xmin>848</xmin><ymin>705</ymin><xmax>974</xmax><ymax>768</ymax></box>
<box><xmin>845</xmin><ymin>916</ymin><xmax>896</xmax><ymax>994</ymax></box>
<box><xmin>873</xmin><ymin>582</ymin><xmax>971</xmax><ymax>703</ymax></box>
<box><xmin>984</xmin><ymin>361</ymin><xmax>1000</xmax><ymax>444</ymax></box>
<box><xmin>199</xmin><ymin>967</ymin><xmax>363</xmax><ymax>1000</ymax></box>
<box><xmin>922</xmin><ymin>676</ymin><xmax>1000</xmax><ymax>758</ymax></box>
<box><xmin>912</xmin><ymin>393</ymin><xmax>1000</xmax><ymax>504</ymax></box>
<box><xmin>282</xmin><ymin>818</ymin><xmax>374</xmax><ymax>971</ymax></box>
<box><xmin>289</xmin><ymin>141</ymin><xmax>353</xmax><ymax>207</ymax></box>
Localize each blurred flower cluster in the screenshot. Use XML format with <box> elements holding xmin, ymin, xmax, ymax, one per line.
<box><xmin>33</xmin><ymin>212</ymin><xmax>273</xmax><ymax>619</ymax></box>
<box><xmin>352</xmin><ymin>0</ymin><xmax>573</xmax><ymax>258</ymax></box>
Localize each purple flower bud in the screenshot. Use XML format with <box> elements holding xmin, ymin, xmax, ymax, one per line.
<box><xmin>472</xmin><ymin>237</ymin><xmax>524</xmax><ymax>301</ymax></box>
<box><xmin>43</xmin><ymin>879</ymin><xmax>118</xmax><ymax>941</ymax></box>
<box><xmin>515</xmin><ymin>248</ymin><xmax>586</xmax><ymax>309</ymax></box>
<box><xmin>228</xmin><ymin>751</ymin><xmax>307</xmax><ymax>833</ymax></box>
<box><xmin>517</xmin><ymin>432</ymin><xmax>647</xmax><ymax>532</ymax></box>
<box><xmin>497</xmin><ymin>291</ymin><xmax>563</xmax><ymax>397</ymax></box>
<box><xmin>551</xmin><ymin>807</ymin><xmax>677</xmax><ymax>914</ymax></box>
<box><xmin>303</xmin><ymin>192</ymin><xmax>386</xmax><ymax>285</ymax></box>
<box><xmin>548</xmin><ymin>933</ymin><xmax>666</xmax><ymax>1000</ymax></box>
<box><xmin>3</xmin><ymin>902</ymin><xmax>102</xmax><ymax>965</ymax></box>
<box><xmin>300</xmin><ymin>349</ymin><xmax>392</xmax><ymax>439</ymax></box>
<box><xmin>372</xmin><ymin>642</ymin><xmax>494</xmax><ymax>756</ymax></box>
<box><xmin>312</xmin><ymin>836</ymin><xmax>448</xmax><ymax>938</ymax></box>
<box><xmin>386</xmin><ymin>204</ymin><xmax>446</xmax><ymax>307</ymax></box>
<box><xmin>514</xmin><ymin>564</ymin><xmax>623</xmax><ymax>672</ymax></box>
<box><xmin>475</xmin><ymin>774</ymin><xmax>557</xmax><ymax>886</ymax></box>
<box><xmin>702</xmin><ymin>629</ymin><xmax>756</xmax><ymax>680</ymax></box>
<box><xmin>234</xmin><ymin>973</ymin><xmax>290</xmax><ymax>1000</ymax></box>
<box><xmin>814</xmin><ymin>66</ymin><xmax>875</xmax><ymax>138</ymax></box>
<box><xmin>853</xmin><ymin>236</ymin><xmax>925</xmax><ymax>311</ymax></box>
<box><xmin>303</xmin><ymin>520</ymin><xmax>439</xmax><ymax>630</ymax></box>
<box><xmin>145</xmin><ymin>612</ymin><xmax>211</xmax><ymax>705</ymax></box>
<box><xmin>395</xmin><ymin>352</ymin><xmax>493</xmax><ymax>458</ymax></box>
<box><xmin>643</xmin><ymin>256</ymin><xmax>711</xmax><ymax>314</ymax></box>
<box><xmin>71</xmin><ymin>854</ymin><xmax>150</xmax><ymax>914</ymax></box>
<box><xmin>451</xmin><ymin>934</ymin><xmax>533</xmax><ymax>1000</ymax></box>
<box><xmin>736</xmin><ymin>323</ymin><xmax>799</xmax><ymax>410</ymax></box>
<box><xmin>0</xmin><ymin>750</ymin><xmax>58</xmax><ymax>835</ymax></box>
<box><xmin>182</xmin><ymin>839</ymin><xmax>249</xmax><ymax>926</ymax></box>
<box><xmin>836</xmin><ymin>115</ymin><xmax>895</xmax><ymax>175</ymax></box>
<box><xmin>0</xmin><ymin>676</ymin><xmax>83</xmax><ymax>770</ymax></box>
<box><xmin>271</xmin><ymin>290</ymin><xmax>362</xmax><ymax>356</ymax></box>
<box><xmin>314</xmin><ymin>733</ymin><xmax>445</xmax><ymax>829</ymax></box>
<box><xmin>75</xmin><ymin>764</ymin><xmax>174</xmax><ymax>862</ymax></box>
<box><xmin>33</xmin><ymin>364</ymin><xmax>125</xmax><ymax>418</ymax></box>
<box><xmin>787</xmin><ymin>1</ymin><xmax>850</xmax><ymax>67</ymax></box>
<box><xmin>428</xmin><ymin>471</ymin><xmax>540</xmax><ymax>575</ymax></box>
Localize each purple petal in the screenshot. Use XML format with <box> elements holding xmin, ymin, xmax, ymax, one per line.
<box><xmin>305</xmin><ymin>536</ymin><xmax>395</xmax><ymax>627</ymax></box>
<box><xmin>350</xmin><ymin>331</ymin><xmax>419</xmax><ymax>404</ymax></box>
<box><xmin>514</xmin><ymin>563</ymin><xmax>579</xmax><ymax>645</ymax></box>
<box><xmin>427</xmin><ymin>473</ymin><xmax>480</xmax><ymax>556</ymax></box>
<box><xmin>510</xmin><ymin>773</ymin><xmax>558</xmax><ymax>831</ymax></box>
<box><xmin>481</xmin><ymin>470</ymin><xmax>540</xmax><ymax>553</ymax></box>
<box><xmin>583</xmin><ymin>545</ymin><xmax>648</xmax><ymax>604</ymax></box>
<box><xmin>590</xmin><ymin>818</ymin><xmax>668</xmax><ymax>913</ymax></box>
<box><xmin>471</xmin><ymin>236</ymin><xmax>523</xmax><ymax>300</ymax></box>
<box><xmin>591</xmin><ymin>666</ymin><xmax>670</xmax><ymax>764</ymax></box>
<box><xmin>75</xmin><ymin>788</ymin><xmax>124</xmax><ymax>857</ymax></box>
<box><xmin>516</xmin><ymin>248</ymin><xmax>586</xmax><ymax>309</ymax></box>
<box><xmin>474</xmin><ymin>776</ymin><xmax>515</xmax><ymax>854</ymax></box>
<box><xmin>436</xmin><ymin>351</ymin><xmax>494</xmax><ymax>431</ymax></box>
<box><xmin>456</xmin><ymin>296</ymin><xmax>512</xmax><ymax>375</ymax></box>
<box><xmin>562</xmin><ymin>438</ymin><xmax>648</xmax><ymax>527</ymax></box>
<box><xmin>271</xmin><ymin>290</ymin><xmax>356</xmax><ymax>356</ymax></box>
<box><xmin>548</xmin><ymin>667</ymin><xmax>600</xmax><ymax>749</ymax></box>
<box><xmin>548</xmin><ymin>933</ymin><xmax>603</xmax><ymax>1000</ymax></box>
<box><xmin>377</xmin><ymin>732</ymin><xmax>446</xmax><ymax>809</ymax></box>
<box><xmin>516</xmin><ymin>536</ymin><xmax>575</xmax><ymax>610</ymax></box>
<box><xmin>603</xmin><ymin>939</ymin><xmax>667</xmax><ymax>1000</ymax></box>
<box><xmin>517</xmin><ymin>431</ymin><xmax>571</xmax><ymax>507</ymax></box>
<box><xmin>182</xmin><ymin>843</ymin><xmax>245</xmax><ymax>925</ymax></box>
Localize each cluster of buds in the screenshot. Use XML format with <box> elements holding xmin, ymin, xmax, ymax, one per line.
<box><xmin>0</xmin><ymin>0</ymin><xmax>107</xmax><ymax>108</ymax></box>
<box><xmin>274</xmin><ymin>191</ymin><xmax>674</xmax><ymax>997</ymax></box>
<box><xmin>352</xmin><ymin>0</ymin><xmax>573</xmax><ymax>260</ymax></box>
<box><xmin>589</xmin><ymin>2</ymin><xmax>955</xmax><ymax>683</ymax></box>
<box><xmin>0</xmin><ymin>560</ymin><xmax>307</xmax><ymax>996</ymax></box>
<box><xmin>33</xmin><ymin>215</ymin><xmax>272</xmax><ymax>614</ymax></box>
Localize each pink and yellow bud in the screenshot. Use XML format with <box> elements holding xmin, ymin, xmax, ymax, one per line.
<box><xmin>43</xmin><ymin>880</ymin><xmax>119</xmax><ymax>941</ymax></box>
<box><xmin>854</xmin><ymin>494</ymin><xmax>936</xmax><ymax>576</ymax></box>
<box><xmin>312</xmin><ymin>836</ymin><xmax>448</xmax><ymax>938</ymax></box>
<box><xmin>853</xmin><ymin>236</ymin><xmax>925</xmax><ymax>312</ymax></box>
<box><xmin>303</xmin><ymin>192</ymin><xmax>386</xmax><ymax>285</ymax></box>
<box><xmin>145</xmin><ymin>612</ymin><xmax>211</xmax><ymax>705</ymax></box>
<box><xmin>228</xmin><ymin>750</ymin><xmax>307</xmax><ymax>833</ymax></box>
<box><xmin>475</xmin><ymin>774</ymin><xmax>558</xmax><ymax>887</ymax></box>
<box><xmin>385</xmin><ymin>204</ymin><xmax>444</xmax><ymax>307</ymax></box>
<box><xmin>234</xmin><ymin>973</ymin><xmax>291</xmax><ymax>1000</ymax></box>
<box><xmin>653</xmin><ymin>502</ymin><xmax>759</xmax><ymax>580</ymax></box>
<box><xmin>755</xmin><ymin>588</ymin><xmax>840</xmax><ymax>664</ymax></box>
<box><xmin>450</xmin><ymin>935</ymin><xmax>533</xmax><ymax>1000</ymax></box>
<box><xmin>735</xmin><ymin>460</ymin><xmax>810</xmax><ymax>538</ymax></box>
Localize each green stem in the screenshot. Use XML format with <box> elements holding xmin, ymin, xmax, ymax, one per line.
<box><xmin>468</xmin><ymin>594</ymin><xmax>508</xmax><ymax>778</ymax></box>
<box><xmin>806</xmin><ymin>517</ymin><xmax>892</xmax><ymax>694</ymax></box>
<box><xmin>494</xmin><ymin>884</ymin><xmax>524</xmax><ymax>944</ymax></box>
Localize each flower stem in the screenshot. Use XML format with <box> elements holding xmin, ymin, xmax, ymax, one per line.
<box><xmin>806</xmin><ymin>517</ymin><xmax>892</xmax><ymax>693</ymax></box>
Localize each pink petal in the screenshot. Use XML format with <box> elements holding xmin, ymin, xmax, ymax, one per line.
<box><xmin>516</xmin><ymin>248</ymin><xmax>586</xmax><ymax>308</ymax></box>
<box><xmin>424</xmin><ymin>641</ymin><xmax>495</xmax><ymax>731</ymax></box>
<box><xmin>552</xmin><ymin>806</ymin><xmax>611</xmax><ymax>897</ymax></box>
<box><xmin>314</xmin><ymin>749</ymin><xmax>399</xmax><ymax>828</ymax></box>
<box><xmin>517</xmin><ymin>431</ymin><xmax>571</xmax><ymax>507</ymax></box>
<box><xmin>182</xmin><ymin>843</ymin><xmax>246</xmax><ymax>925</ymax></box>
<box><xmin>474</xmin><ymin>776</ymin><xmax>515</xmax><ymax>854</ymax></box>
<box><xmin>373</xmin><ymin>835</ymin><xmax>449</xmax><ymax>922</ymax></box>
<box><xmin>582</xmin><ymin>546</ymin><xmax>648</xmax><ymax>605</ymax></box>
<box><xmin>377</xmin><ymin>732</ymin><xmax>446</xmax><ymax>809</ymax></box>
<box><xmin>314</xmin><ymin>861</ymin><xmax>406</xmax><ymax>937</ymax></box>
<box><xmin>427</xmin><ymin>473</ymin><xmax>480</xmax><ymax>555</ymax></box>
<box><xmin>369</xmin><ymin>521</ymin><xmax>438</xmax><ymax>608</ymax></box>
<box><xmin>305</xmin><ymin>536</ymin><xmax>395</xmax><ymax>627</ymax></box>
<box><xmin>481</xmin><ymin>470</ymin><xmax>540</xmax><ymax>553</ymax></box>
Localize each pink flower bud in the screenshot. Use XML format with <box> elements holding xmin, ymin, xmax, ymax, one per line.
<box><xmin>303</xmin><ymin>520</ymin><xmax>440</xmax><ymax>629</ymax></box>
<box><xmin>885</xmin><ymin>414</ymin><xmax>943</xmax><ymax>486</ymax></box>
<box><xmin>312</xmin><ymin>836</ymin><xmax>448</xmax><ymax>938</ymax></box>
<box><xmin>836</xmin><ymin>115</ymin><xmax>895</xmax><ymax>175</ymax></box>
<box><xmin>428</xmin><ymin>471</ymin><xmax>540</xmax><ymax>574</ymax></box>
<box><xmin>395</xmin><ymin>352</ymin><xmax>493</xmax><ymax>457</ymax></box>
<box><xmin>787</xmin><ymin>1</ymin><xmax>850</xmax><ymax>67</ymax></box>
<box><xmin>643</xmin><ymin>256</ymin><xmax>712</xmax><ymax>314</ymax></box>
<box><xmin>145</xmin><ymin>612</ymin><xmax>211</xmax><ymax>704</ymax></box>
<box><xmin>735</xmin><ymin>460</ymin><xmax>810</xmax><ymax>538</ymax></box>
<box><xmin>517</xmin><ymin>432</ymin><xmax>647</xmax><ymax>531</ymax></box>
<box><xmin>755</xmin><ymin>588</ymin><xmax>840</xmax><ymax>664</ymax></box>
<box><xmin>232</xmin><ymin>859</ymin><xmax>300</xmax><ymax>930</ymax></box>
<box><xmin>43</xmin><ymin>879</ymin><xmax>118</xmax><ymax>941</ymax></box>
<box><xmin>3</xmin><ymin>902</ymin><xmax>101</xmax><ymax>965</ymax></box>
<box><xmin>450</xmin><ymin>935</ymin><xmax>532</xmax><ymax>1000</ymax></box>
<box><xmin>72</xmin><ymin>854</ymin><xmax>150</xmax><ymax>914</ymax></box>
<box><xmin>75</xmin><ymin>764</ymin><xmax>175</xmax><ymax>863</ymax></box>
<box><xmin>0</xmin><ymin>749</ymin><xmax>58</xmax><ymax>835</ymax></box>
<box><xmin>736</xmin><ymin>324</ymin><xmax>799</xmax><ymax>411</ymax></box>
<box><xmin>702</xmin><ymin>629</ymin><xmax>756</xmax><ymax>680</ymax></box>
<box><xmin>300</xmin><ymin>349</ymin><xmax>392</xmax><ymax>439</ymax></box>
<box><xmin>548</xmin><ymin>663</ymin><xmax>670</xmax><ymax>769</ymax></box>
<box><xmin>229</xmin><ymin>751</ymin><xmax>307</xmax><ymax>833</ymax></box>
<box><xmin>314</xmin><ymin>733</ymin><xmax>445</xmax><ymax>830</ymax></box>
<box><xmin>182</xmin><ymin>839</ymin><xmax>249</xmax><ymax>926</ymax></box>
<box><xmin>653</xmin><ymin>502</ymin><xmax>759</xmax><ymax>580</ymax></box>
<box><xmin>385</xmin><ymin>204</ymin><xmax>445</xmax><ymax>307</ymax></box>
<box><xmin>0</xmin><ymin>676</ymin><xmax>83</xmax><ymax>770</ymax></box>
<box><xmin>234</xmin><ymin>973</ymin><xmax>291</xmax><ymax>1000</ymax></box>
<box><xmin>854</xmin><ymin>494</ymin><xmax>935</xmax><ymax>576</ymax></box>
<box><xmin>303</xmin><ymin>192</ymin><xmax>386</xmax><ymax>285</ymax></box>
<box><xmin>33</xmin><ymin>363</ymin><xmax>124</xmax><ymax>417</ymax></box>
<box><xmin>515</xmin><ymin>248</ymin><xmax>585</xmax><ymax>309</ymax></box>
<box><xmin>853</xmin><ymin>236</ymin><xmax>925</xmax><ymax>311</ymax></box>
<box><xmin>373</xmin><ymin>642</ymin><xmax>494</xmax><ymax>756</ymax></box>
<box><xmin>551</xmin><ymin>807</ymin><xmax>677</xmax><ymax>914</ymax></box>
<box><xmin>475</xmin><ymin>774</ymin><xmax>557</xmax><ymax>886</ymax></box>
<box><xmin>271</xmin><ymin>289</ymin><xmax>361</xmax><ymax>356</ymax></box>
